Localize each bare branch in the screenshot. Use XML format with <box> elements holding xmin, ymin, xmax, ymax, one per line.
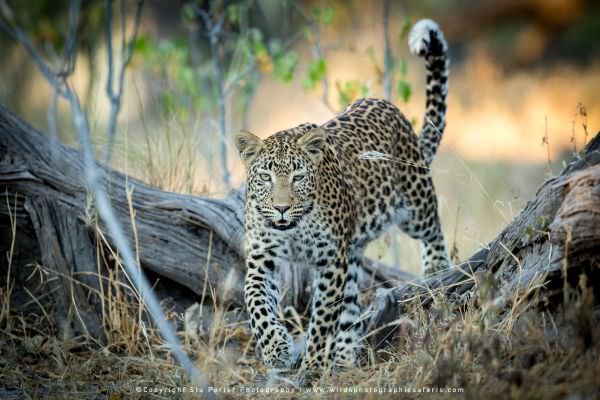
<box><xmin>293</xmin><ymin>2</ymin><xmax>335</xmax><ymax>114</ymax></box>
<box><xmin>58</xmin><ymin>0</ymin><xmax>80</xmax><ymax>77</ymax></box>
<box><xmin>103</xmin><ymin>0</ymin><xmax>144</xmax><ymax>164</ymax></box>
<box><xmin>0</xmin><ymin>3</ymin><xmax>66</xmax><ymax>95</ymax></box>
<box><xmin>104</xmin><ymin>0</ymin><xmax>115</xmax><ymax>110</ymax></box>
<box><xmin>195</xmin><ymin>4</ymin><xmax>231</xmax><ymax>188</ymax></box>
<box><xmin>0</xmin><ymin>0</ymin><xmax>212</xmax><ymax>393</ymax></box>
<box><xmin>382</xmin><ymin>0</ymin><xmax>394</xmax><ymax>101</ymax></box>
<box><xmin>47</xmin><ymin>88</ymin><xmax>59</xmax><ymax>158</ymax></box>
<box><xmin>67</xmin><ymin>87</ymin><xmax>211</xmax><ymax>395</ymax></box>
<box><xmin>223</xmin><ymin>24</ymin><xmax>305</xmax><ymax>96</ymax></box>
<box><xmin>48</xmin><ymin>0</ymin><xmax>80</xmax><ymax>160</ymax></box>
<box><xmin>0</xmin><ymin>0</ymin><xmax>79</xmax><ymax>160</ymax></box>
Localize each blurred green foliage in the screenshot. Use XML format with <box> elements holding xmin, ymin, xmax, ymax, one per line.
<box><xmin>135</xmin><ymin>37</ymin><xmax>204</xmax><ymax>116</ymax></box>
<box><xmin>272</xmin><ymin>47</ymin><xmax>299</xmax><ymax>83</ymax></box>
<box><xmin>2</xmin><ymin>0</ymin><xmax>103</xmax><ymax>63</ymax></box>
<box><xmin>396</xmin><ymin>80</ymin><xmax>412</xmax><ymax>103</ymax></box>
<box><xmin>312</xmin><ymin>5</ymin><xmax>335</xmax><ymax>26</ymax></box>
<box><xmin>395</xmin><ymin>16</ymin><xmax>412</xmax><ymax>103</ymax></box>
<box><xmin>1</xmin><ymin>0</ymin><xmax>417</xmax><ymax>117</ymax></box>
<box><xmin>302</xmin><ymin>58</ymin><xmax>327</xmax><ymax>90</ymax></box>
<box><xmin>134</xmin><ymin>1</ymin><xmax>301</xmax><ymax>118</ymax></box>
<box><xmin>336</xmin><ymin>80</ymin><xmax>369</xmax><ymax>109</ymax></box>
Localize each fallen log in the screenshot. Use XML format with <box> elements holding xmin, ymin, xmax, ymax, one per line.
<box><xmin>1</xmin><ymin>104</ymin><xmax>598</xmax><ymax>343</ymax></box>
<box><xmin>0</xmin><ymin>104</ymin><xmax>411</xmax><ymax>336</ymax></box>
<box><xmin>366</xmin><ymin>134</ymin><xmax>600</xmax><ymax>344</ymax></box>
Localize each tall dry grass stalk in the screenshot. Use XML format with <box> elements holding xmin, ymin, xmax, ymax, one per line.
<box><xmin>0</xmin><ymin>193</ymin><xmax>17</xmax><ymax>329</ymax></box>
<box><xmin>1</xmin><ymin>227</ymin><xmax>598</xmax><ymax>398</ymax></box>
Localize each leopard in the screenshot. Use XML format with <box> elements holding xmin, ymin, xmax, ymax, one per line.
<box><xmin>234</xmin><ymin>19</ymin><xmax>450</xmax><ymax>378</ymax></box>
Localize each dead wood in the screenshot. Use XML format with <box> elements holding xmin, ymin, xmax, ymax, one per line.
<box><xmin>366</xmin><ymin>134</ymin><xmax>600</xmax><ymax>345</ymax></box>
<box><xmin>1</xmin><ymin>104</ymin><xmax>598</xmax><ymax>343</ymax></box>
<box><xmin>0</xmin><ymin>105</ymin><xmax>409</xmax><ymax>331</ymax></box>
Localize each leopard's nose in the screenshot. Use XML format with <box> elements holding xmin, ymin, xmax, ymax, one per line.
<box><xmin>273</xmin><ymin>204</ymin><xmax>290</xmax><ymax>215</ymax></box>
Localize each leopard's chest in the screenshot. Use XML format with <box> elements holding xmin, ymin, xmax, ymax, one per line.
<box><xmin>258</xmin><ymin>211</ymin><xmax>335</xmax><ymax>265</ymax></box>
<box><xmin>288</xmin><ymin>229</ymin><xmax>335</xmax><ymax>264</ymax></box>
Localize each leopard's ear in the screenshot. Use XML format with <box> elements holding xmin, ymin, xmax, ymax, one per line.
<box><xmin>235</xmin><ymin>130</ymin><xmax>264</xmax><ymax>166</ymax></box>
<box><xmin>297</xmin><ymin>127</ymin><xmax>327</xmax><ymax>163</ymax></box>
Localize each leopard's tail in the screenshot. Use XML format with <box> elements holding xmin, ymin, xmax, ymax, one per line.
<box><xmin>409</xmin><ymin>19</ymin><xmax>449</xmax><ymax>166</ymax></box>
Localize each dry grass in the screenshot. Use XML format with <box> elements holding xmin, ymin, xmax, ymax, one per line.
<box><xmin>2</xmin><ymin>49</ymin><xmax>598</xmax><ymax>398</ymax></box>
<box><xmin>2</xmin><ymin>107</ymin><xmax>597</xmax><ymax>400</ymax></box>
<box><xmin>1</xmin><ymin>212</ymin><xmax>599</xmax><ymax>399</ymax></box>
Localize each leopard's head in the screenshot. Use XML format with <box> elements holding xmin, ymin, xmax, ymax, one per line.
<box><xmin>235</xmin><ymin>127</ymin><xmax>327</xmax><ymax>231</ymax></box>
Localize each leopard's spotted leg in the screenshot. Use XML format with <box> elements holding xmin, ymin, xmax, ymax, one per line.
<box><xmin>245</xmin><ymin>242</ymin><xmax>293</xmax><ymax>369</ymax></box>
<box><xmin>403</xmin><ymin>209</ymin><xmax>450</xmax><ymax>276</ymax></box>
<box><xmin>420</xmin><ymin>218</ymin><xmax>450</xmax><ymax>275</ymax></box>
<box><xmin>331</xmin><ymin>254</ymin><xmax>363</xmax><ymax>368</ymax></box>
<box><xmin>398</xmin><ymin>173</ymin><xmax>451</xmax><ymax>276</ymax></box>
<box><xmin>415</xmin><ymin>189</ymin><xmax>450</xmax><ymax>275</ymax></box>
<box><xmin>299</xmin><ymin>248</ymin><xmax>349</xmax><ymax>378</ymax></box>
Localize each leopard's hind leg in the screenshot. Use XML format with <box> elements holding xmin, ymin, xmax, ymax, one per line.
<box><xmin>331</xmin><ymin>253</ymin><xmax>364</xmax><ymax>368</ymax></box>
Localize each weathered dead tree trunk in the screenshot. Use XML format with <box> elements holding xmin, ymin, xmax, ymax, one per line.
<box><xmin>1</xmin><ymin>104</ymin><xmax>598</xmax><ymax>342</ymax></box>
<box><xmin>366</xmin><ymin>135</ymin><xmax>600</xmax><ymax>344</ymax></box>
<box><xmin>0</xmin><ymin>105</ymin><xmax>410</xmax><ymax>336</ymax></box>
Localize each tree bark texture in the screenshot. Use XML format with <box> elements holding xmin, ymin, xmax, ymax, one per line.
<box><xmin>0</xmin><ymin>104</ymin><xmax>598</xmax><ymax>342</ymax></box>
<box><xmin>0</xmin><ymin>106</ymin><xmax>409</xmax><ymax>320</ymax></box>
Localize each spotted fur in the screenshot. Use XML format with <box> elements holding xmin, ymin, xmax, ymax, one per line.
<box><xmin>235</xmin><ymin>19</ymin><xmax>450</xmax><ymax>378</ymax></box>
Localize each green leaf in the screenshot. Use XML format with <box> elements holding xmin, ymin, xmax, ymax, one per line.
<box><xmin>336</xmin><ymin>80</ymin><xmax>368</xmax><ymax>109</ymax></box>
<box><xmin>524</xmin><ymin>225</ymin><xmax>533</xmax><ymax>242</ymax></box>
<box><xmin>133</xmin><ymin>34</ymin><xmax>151</xmax><ymax>58</ymax></box>
<box><xmin>397</xmin><ymin>80</ymin><xmax>412</xmax><ymax>103</ymax></box>
<box><xmin>274</xmin><ymin>51</ymin><xmax>298</xmax><ymax>83</ymax></box>
<box><xmin>181</xmin><ymin>3</ymin><xmax>195</xmax><ymax>23</ymax></box>
<box><xmin>160</xmin><ymin>90</ymin><xmax>176</xmax><ymax>114</ymax></box>
<box><xmin>399</xmin><ymin>16</ymin><xmax>411</xmax><ymax>40</ymax></box>
<box><xmin>302</xmin><ymin>58</ymin><xmax>327</xmax><ymax>89</ymax></box>
<box><xmin>177</xmin><ymin>66</ymin><xmax>195</xmax><ymax>90</ymax></box>
<box><xmin>303</xmin><ymin>26</ymin><xmax>313</xmax><ymax>41</ymax></box>
<box><xmin>360</xmin><ymin>82</ymin><xmax>370</xmax><ymax>97</ymax></box>
<box><xmin>268</xmin><ymin>38</ymin><xmax>283</xmax><ymax>55</ymax></box>
<box><xmin>193</xmin><ymin>94</ymin><xmax>205</xmax><ymax>110</ymax></box>
<box><xmin>249</xmin><ymin>29</ymin><xmax>266</xmax><ymax>54</ymax></box>
<box><xmin>157</xmin><ymin>40</ymin><xmax>173</xmax><ymax>55</ymax></box>
<box><xmin>226</xmin><ymin>4</ymin><xmax>240</xmax><ymax>25</ymax></box>
<box><xmin>398</xmin><ymin>57</ymin><xmax>408</xmax><ymax>77</ymax></box>
<box><xmin>336</xmin><ymin>81</ymin><xmax>351</xmax><ymax>109</ymax></box>
<box><xmin>314</xmin><ymin>6</ymin><xmax>335</xmax><ymax>26</ymax></box>
<box><xmin>537</xmin><ymin>215</ymin><xmax>547</xmax><ymax>228</ymax></box>
<box><xmin>366</xmin><ymin>46</ymin><xmax>377</xmax><ymax>64</ymax></box>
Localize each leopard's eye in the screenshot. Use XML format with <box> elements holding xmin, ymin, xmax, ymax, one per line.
<box><xmin>259</xmin><ymin>173</ymin><xmax>271</xmax><ymax>182</ymax></box>
<box><xmin>293</xmin><ymin>174</ymin><xmax>305</xmax><ymax>182</ymax></box>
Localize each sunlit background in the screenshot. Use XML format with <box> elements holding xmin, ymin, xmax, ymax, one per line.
<box><xmin>1</xmin><ymin>0</ymin><xmax>598</xmax><ymax>273</ymax></box>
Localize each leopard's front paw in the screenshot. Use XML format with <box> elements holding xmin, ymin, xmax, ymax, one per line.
<box><xmin>261</xmin><ymin>326</ymin><xmax>294</xmax><ymax>369</ymax></box>
<box><xmin>296</xmin><ymin>364</ymin><xmax>319</xmax><ymax>387</ymax></box>
<box><xmin>295</xmin><ymin>353</ymin><xmax>325</xmax><ymax>386</ymax></box>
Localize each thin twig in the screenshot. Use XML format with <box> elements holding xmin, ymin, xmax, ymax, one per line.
<box><xmin>196</xmin><ymin>4</ymin><xmax>231</xmax><ymax>188</ymax></box>
<box><xmin>293</xmin><ymin>2</ymin><xmax>335</xmax><ymax>114</ymax></box>
<box><xmin>382</xmin><ymin>0</ymin><xmax>393</xmax><ymax>101</ymax></box>
<box><xmin>0</xmin><ymin>0</ymin><xmax>212</xmax><ymax>394</ymax></box>
<box><xmin>103</xmin><ymin>0</ymin><xmax>144</xmax><ymax>164</ymax></box>
<box><xmin>0</xmin><ymin>4</ymin><xmax>65</xmax><ymax>94</ymax></box>
<box><xmin>47</xmin><ymin>88</ymin><xmax>60</xmax><ymax>158</ymax></box>
<box><xmin>48</xmin><ymin>0</ymin><xmax>79</xmax><ymax>160</ymax></box>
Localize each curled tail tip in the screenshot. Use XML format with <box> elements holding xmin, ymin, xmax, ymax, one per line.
<box><xmin>408</xmin><ymin>19</ymin><xmax>447</xmax><ymax>57</ymax></box>
<box><xmin>410</xmin><ymin>19</ymin><xmax>449</xmax><ymax>165</ymax></box>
